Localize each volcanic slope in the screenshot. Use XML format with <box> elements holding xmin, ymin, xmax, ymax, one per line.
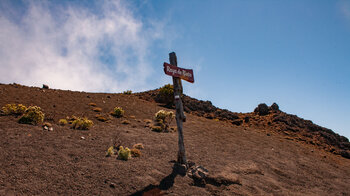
<box><xmin>0</xmin><ymin>83</ymin><xmax>349</xmax><ymax>195</ymax></box>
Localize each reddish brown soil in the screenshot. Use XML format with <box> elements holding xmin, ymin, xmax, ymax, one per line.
<box><xmin>1</xmin><ymin>83</ymin><xmax>350</xmax><ymax>195</ymax></box>
<box><xmin>138</xmin><ymin>89</ymin><xmax>350</xmax><ymax>159</ymax></box>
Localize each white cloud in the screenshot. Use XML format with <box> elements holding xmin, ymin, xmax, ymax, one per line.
<box><xmin>0</xmin><ymin>1</ymin><xmax>165</xmax><ymax>92</ymax></box>
<box><xmin>339</xmin><ymin>0</ymin><xmax>350</xmax><ymax>22</ymax></box>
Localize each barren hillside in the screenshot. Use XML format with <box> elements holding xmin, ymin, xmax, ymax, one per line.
<box><xmin>1</xmin><ymin>83</ymin><xmax>349</xmax><ymax>195</ymax></box>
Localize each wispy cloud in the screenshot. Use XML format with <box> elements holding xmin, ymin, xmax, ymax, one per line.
<box><xmin>339</xmin><ymin>0</ymin><xmax>350</xmax><ymax>22</ymax></box>
<box><xmin>0</xmin><ymin>1</ymin><xmax>165</xmax><ymax>92</ymax></box>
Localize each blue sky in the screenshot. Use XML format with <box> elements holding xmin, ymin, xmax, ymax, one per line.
<box><xmin>0</xmin><ymin>0</ymin><xmax>349</xmax><ymax>139</ymax></box>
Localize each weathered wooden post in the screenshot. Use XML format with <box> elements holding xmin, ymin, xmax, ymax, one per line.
<box><xmin>163</xmin><ymin>52</ymin><xmax>194</xmax><ymax>166</ymax></box>
<box><xmin>170</xmin><ymin>52</ymin><xmax>187</xmax><ymax>165</ymax></box>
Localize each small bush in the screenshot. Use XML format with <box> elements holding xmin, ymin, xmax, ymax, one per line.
<box><xmin>155</xmin><ymin>110</ymin><xmax>174</xmax><ymax>122</ymax></box>
<box><xmin>72</xmin><ymin>117</ymin><xmax>93</xmax><ymax>130</ymax></box>
<box><xmin>1</xmin><ymin>104</ymin><xmax>27</xmax><ymax>116</ymax></box>
<box><xmin>131</xmin><ymin>148</ymin><xmax>141</xmax><ymax>157</ymax></box>
<box><xmin>88</xmin><ymin>103</ymin><xmax>97</xmax><ymax>106</ymax></box>
<box><xmin>59</xmin><ymin>119</ymin><xmax>68</xmax><ymax>126</ymax></box>
<box><xmin>18</xmin><ymin>106</ymin><xmax>45</xmax><ymax>125</ymax></box>
<box><xmin>156</xmin><ymin>84</ymin><xmax>174</xmax><ymax>106</ymax></box>
<box><xmin>92</xmin><ymin>107</ymin><xmax>102</xmax><ymax>112</ymax></box>
<box><xmin>133</xmin><ymin>143</ymin><xmax>144</xmax><ymax>150</ymax></box>
<box><xmin>154</xmin><ymin>110</ymin><xmax>174</xmax><ymax>132</ymax></box>
<box><xmin>111</xmin><ymin>107</ymin><xmax>124</xmax><ymax>118</ymax></box>
<box><xmin>106</xmin><ymin>146</ymin><xmax>115</xmax><ymax>157</ymax></box>
<box><xmin>66</xmin><ymin>115</ymin><xmax>78</xmax><ymax>124</ymax></box>
<box><xmin>118</xmin><ymin>146</ymin><xmax>131</xmax><ymax>161</ymax></box>
<box><xmin>123</xmin><ymin>90</ymin><xmax>132</xmax><ymax>95</ymax></box>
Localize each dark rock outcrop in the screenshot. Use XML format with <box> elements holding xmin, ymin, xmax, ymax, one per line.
<box><xmin>254</xmin><ymin>103</ymin><xmax>269</xmax><ymax>116</ymax></box>
<box><xmin>137</xmin><ymin>88</ymin><xmax>350</xmax><ymax>159</ymax></box>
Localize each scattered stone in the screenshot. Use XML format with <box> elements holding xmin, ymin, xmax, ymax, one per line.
<box><xmin>81</xmin><ymin>136</ymin><xmax>85</xmax><ymax>140</ymax></box>
<box><xmin>188</xmin><ymin>165</ymin><xmax>209</xmax><ymax>179</ymax></box>
<box><xmin>42</xmin><ymin>84</ymin><xmax>49</xmax><ymax>89</ymax></box>
<box><xmin>254</xmin><ymin>103</ymin><xmax>269</xmax><ymax>116</ymax></box>
<box><xmin>232</xmin><ymin>119</ymin><xmax>243</xmax><ymax>126</ymax></box>
<box><xmin>144</xmin><ymin>119</ymin><xmax>152</xmax><ymax>124</ymax></box>
<box><xmin>130</xmin><ymin>148</ymin><xmax>142</xmax><ymax>157</ymax></box>
<box><xmin>95</xmin><ymin>114</ymin><xmax>109</xmax><ymax>122</ymax></box>
<box><xmin>109</xmin><ymin>183</ymin><xmax>116</xmax><ymax>188</ymax></box>
<box><xmin>151</xmin><ymin>126</ymin><xmax>163</xmax><ymax>132</ymax></box>
<box><xmin>340</xmin><ymin>150</ymin><xmax>350</xmax><ymax>159</ymax></box>
<box><xmin>122</xmin><ymin>120</ymin><xmax>130</xmax><ymax>125</ymax></box>
<box><xmin>107</xmin><ymin>95</ymin><xmax>111</xmax><ymax>98</ymax></box>
<box><xmin>244</xmin><ymin>116</ymin><xmax>250</xmax><ymax>123</ymax></box>
<box><xmin>133</xmin><ymin>143</ymin><xmax>144</xmax><ymax>150</ymax></box>
<box><xmin>188</xmin><ymin>165</ymin><xmax>209</xmax><ymax>186</ymax></box>
<box><xmin>42</xmin><ymin>122</ymin><xmax>53</xmax><ymax>131</ymax></box>
<box><xmin>204</xmin><ymin>113</ymin><xmax>215</xmax><ymax>119</ymax></box>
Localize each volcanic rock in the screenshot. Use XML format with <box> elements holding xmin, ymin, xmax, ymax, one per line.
<box><xmin>269</xmin><ymin>102</ymin><xmax>279</xmax><ymax>111</ymax></box>
<box><xmin>254</xmin><ymin>103</ymin><xmax>269</xmax><ymax>116</ymax></box>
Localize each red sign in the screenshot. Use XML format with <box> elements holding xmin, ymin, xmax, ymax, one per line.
<box><xmin>163</xmin><ymin>62</ymin><xmax>194</xmax><ymax>83</ymax></box>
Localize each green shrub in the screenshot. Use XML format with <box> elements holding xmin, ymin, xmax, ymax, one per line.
<box><xmin>18</xmin><ymin>106</ymin><xmax>45</xmax><ymax>125</ymax></box>
<box><xmin>66</xmin><ymin>115</ymin><xmax>78</xmax><ymax>124</ymax></box>
<box><xmin>72</xmin><ymin>117</ymin><xmax>93</xmax><ymax>130</ymax></box>
<box><xmin>118</xmin><ymin>146</ymin><xmax>131</xmax><ymax>160</ymax></box>
<box><xmin>1</xmin><ymin>104</ymin><xmax>27</xmax><ymax>115</ymax></box>
<box><xmin>106</xmin><ymin>146</ymin><xmax>115</xmax><ymax>157</ymax></box>
<box><xmin>154</xmin><ymin>110</ymin><xmax>174</xmax><ymax>131</ymax></box>
<box><xmin>59</xmin><ymin>119</ymin><xmax>68</xmax><ymax>126</ymax></box>
<box><xmin>155</xmin><ymin>110</ymin><xmax>174</xmax><ymax>122</ymax></box>
<box><xmin>111</xmin><ymin>107</ymin><xmax>124</xmax><ymax>118</ymax></box>
<box><xmin>157</xmin><ymin>84</ymin><xmax>174</xmax><ymax>106</ymax></box>
<box><xmin>123</xmin><ymin>90</ymin><xmax>132</xmax><ymax>95</ymax></box>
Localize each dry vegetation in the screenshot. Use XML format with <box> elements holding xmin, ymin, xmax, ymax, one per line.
<box><xmin>0</xmin><ymin>83</ymin><xmax>349</xmax><ymax>196</ymax></box>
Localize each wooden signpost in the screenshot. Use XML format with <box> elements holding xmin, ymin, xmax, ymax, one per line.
<box><xmin>163</xmin><ymin>52</ymin><xmax>194</xmax><ymax>166</ymax></box>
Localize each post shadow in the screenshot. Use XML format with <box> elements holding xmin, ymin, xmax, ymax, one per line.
<box><xmin>130</xmin><ymin>162</ymin><xmax>187</xmax><ymax>196</ymax></box>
